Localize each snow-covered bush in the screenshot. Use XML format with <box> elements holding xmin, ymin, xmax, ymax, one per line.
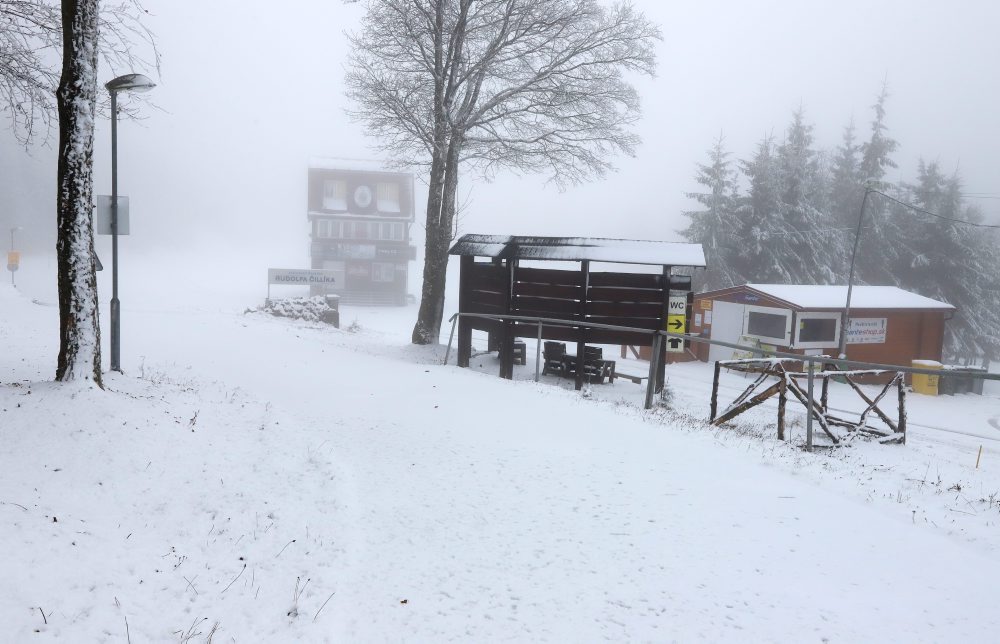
<box><xmin>249</xmin><ymin>297</ymin><xmax>339</xmax><ymax>325</ymax></box>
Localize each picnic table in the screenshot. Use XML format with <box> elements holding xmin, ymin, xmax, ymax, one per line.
<box><xmin>542</xmin><ymin>342</ymin><xmax>616</xmax><ymax>384</ymax></box>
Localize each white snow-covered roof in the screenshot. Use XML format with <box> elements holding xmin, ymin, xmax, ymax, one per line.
<box><xmin>450</xmin><ymin>234</ymin><xmax>706</xmax><ymax>267</ymax></box>
<box><xmin>308</xmin><ymin>157</ymin><xmax>410</xmax><ymax>174</ymax></box>
<box><xmin>745</xmin><ymin>284</ymin><xmax>955</xmax><ymax>311</ymax></box>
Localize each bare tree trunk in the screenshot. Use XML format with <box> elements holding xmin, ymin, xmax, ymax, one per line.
<box><xmin>55</xmin><ymin>0</ymin><xmax>103</xmax><ymax>385</ymax></box>
<box><xmin>412</xmin><ymin>135</ymin><xmax>462</xmax><ymax>344</ymax></box>
<box><xmin>412</xmin><ymin>152</ymin><xmax>447</xmax><ymax>344</ymax></box>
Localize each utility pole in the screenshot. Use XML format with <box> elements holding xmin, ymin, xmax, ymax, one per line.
<box><xmin>839</xmin><ymin>183</ymin><xmax>875</xmax><ymax>359</ymax></box>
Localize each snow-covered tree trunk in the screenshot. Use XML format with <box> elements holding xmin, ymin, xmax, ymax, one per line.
<box><xmin>413</xmin><ymin>136</ymin><xmax>462</xmax><ymax>344</ymax></box>
<box><xmin>55</xmin><ymin>0</ymin><xmax>103</xmax><ymax>385</ymax></box>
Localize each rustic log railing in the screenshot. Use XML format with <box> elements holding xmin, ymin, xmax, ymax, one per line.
<box><xmin>709</xmin><ymin>359</ymin><xmax>907</xmax><ymax>446</ymax></box>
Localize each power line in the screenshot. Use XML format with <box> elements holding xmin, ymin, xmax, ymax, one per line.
<box><xmin>870</xmin><ymin>189</ymin><xmax>1000</xmax><ymax>229</ymax></box>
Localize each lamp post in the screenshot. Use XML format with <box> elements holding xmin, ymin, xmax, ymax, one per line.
<box><xmin>838</xmin><ymin>181</ymin><xmax>876</xmax><ymax>359</ymax></box>
<box><xmin>9</xmin><ymin>226</ymin><xmax>22</xmax><ymax>286</ymax></box>
<box><xmin>106</xmin><ymin>73</ymin><xmax>155</xmax><ymax>372</ymax></box>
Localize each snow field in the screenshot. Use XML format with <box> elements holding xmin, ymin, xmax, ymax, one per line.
<box><xmin>3</xmin><ymin>282</ymin><xmax>1000</xmax><ymax>641</ymax></box>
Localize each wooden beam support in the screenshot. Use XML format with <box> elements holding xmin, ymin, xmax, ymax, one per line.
<box><xmin>575</xmin><ymin>260</ymin><xmax>590</xmax><ymax>391</ymax></box>
<box><xmin>711</xmin><ymin>381</ymin><xmax>783</xmax><ymax>426</ymax></box>
<box><xmin>457</xmin><ymin>255</ymin><xmax>473</xmax><ymax>368</ymax></box>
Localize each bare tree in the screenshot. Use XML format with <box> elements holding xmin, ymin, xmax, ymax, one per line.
<box><xmin>1</xmin><ymin>0</ymin><xmax>158</xmax><ymax>143</ymax></box>
<box><xmin>347</xmin><ymin>0</ymin><xmax>660</xmax><ymax>344</ymax></box>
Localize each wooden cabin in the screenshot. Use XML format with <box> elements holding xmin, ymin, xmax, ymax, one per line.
<box><xmin>689</xmin><ymin>284</ymin><xmax>955</xmax><ymax>369</ymax></box>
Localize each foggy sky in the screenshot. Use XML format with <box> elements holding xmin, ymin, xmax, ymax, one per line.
<box><xmin>3</xmin><ymin>0</ymin><xmax>998</xmax><ymax>275</ymax></box>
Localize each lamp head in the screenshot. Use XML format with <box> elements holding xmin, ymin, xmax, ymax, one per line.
<box><xmin>106</xmin><ymin>73</ymin><xmax>156</xmax><ymax>94</ymax></box>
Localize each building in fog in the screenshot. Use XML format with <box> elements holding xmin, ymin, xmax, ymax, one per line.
<box><xmin>307</xmin><ymin>161</ymin><xmax>416</xmax><ymax>305</ymax></box>
<box><xmin>686</xmin><ymin>283</ymin><xmax>955</xmax><ymax>368</ymax></box>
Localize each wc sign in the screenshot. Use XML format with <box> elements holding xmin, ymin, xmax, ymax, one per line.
<box><xmin>665</xmin><ymin>295</ymin><xmax>688</xmax><ymax>353</ymax></box>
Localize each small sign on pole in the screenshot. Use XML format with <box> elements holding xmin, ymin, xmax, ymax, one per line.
<box><xmin>6</xmin><ymin>251</ymin><xmax>19</xmax><ymax>272</ymax></box>
<box><xmin>95</xmin><ymin>195</ymin><xmax>130</xmax><ymax>235</ymax></box>
<box><xmin>666</xmin><ymin>294</ymin><xmax>687</xmax><ymax>353</ymax></box>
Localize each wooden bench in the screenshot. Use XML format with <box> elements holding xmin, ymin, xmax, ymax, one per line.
<box><xmin>562</xmin><ymin>347</ymin><xmax>616</xmax><ymax>384</ymax></box>
<box><xmin>615</xmin><ymin>372</ymin><xmax>648</xmax><ymax>385</ymax></box>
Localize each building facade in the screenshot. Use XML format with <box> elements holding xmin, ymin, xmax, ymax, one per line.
<box><xmin>688</xmin><ymin>284</ymin><xmax>955</xmax><ymax>372</ymax></box>
<box><xmin>308</xmin><ymin>164</ymin><xmax>416</xmax><ymax>305</ymax></box>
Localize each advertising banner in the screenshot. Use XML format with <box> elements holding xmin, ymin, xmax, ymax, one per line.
<box><xmin>846</xmin><ymin>318</ymin><xmax>887</xmax><ymax>344</ymax></box>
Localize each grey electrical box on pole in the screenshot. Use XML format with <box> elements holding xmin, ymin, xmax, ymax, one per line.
<box><xmin>95</xmin><ymin>195</ymin><xmax>130</xmax><ymax>235</ymax></box>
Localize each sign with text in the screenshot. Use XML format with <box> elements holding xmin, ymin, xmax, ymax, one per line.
<box><xmin>846</xmin><ymin>318</ymin><xmax>887</xmax><ymax>344</ymax></box>
<box><xmin>95</xmin><ymin>195</ymin><xmax>130</xmax><ymax>235</ymax></box>
<box><xmin>666</xmin><ymin>295</ymin><xmax>688</xmax><ymax>353</ymax></box>
<box><xmin>268</xmin><ymin>268</ymin><xmax>338</xmax><ymax>286</ymax></box>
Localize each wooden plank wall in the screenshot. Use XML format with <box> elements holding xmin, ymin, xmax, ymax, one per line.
<box><xmin>464</xmin><ymin>261</ymin><xmax>506</xmax><ymax>335</ymax></box>
<box><xmin>463</xmin><ymin>263</ymin><xmax>664</xmax><ymax>346</ymax></box>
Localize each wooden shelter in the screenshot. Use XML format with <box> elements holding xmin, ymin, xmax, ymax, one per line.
<box><xmin>449</xmin><ymin>235</ymin><xmax>706</xmax><ymax>390</ymax></box>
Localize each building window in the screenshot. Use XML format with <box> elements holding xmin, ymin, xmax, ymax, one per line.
<box><xmin>372</xmin><ymin>262</ymin><xmax>395</xmax><ymax>283</ymax></box>
<box><xmin>376</xmin><ymin>182</ymin><xmax>401</xmax><ymax>213</ymax></box>
<box><xmin>743</xmin><ymin>305</ymin><xmax>792</xmax><ymax>345</ymax></box>
<box><xmin>394</xmin><ymin>223</ymin><xmax>405</xmax><ymax>241</ymax></box>
<box><xmin>316</xmin><ymin>220</ymin><xmax>342</xmax><ymax>239</ymax></box>
<box><xmin>794</xmin><ymin>312</ymin><xmax>841</xmax><ymax>349</ymax></box>
<box><xmin>344</xmin><ymin>221</ymin><xmax>367</xmax><ymax>239</ymax></box>
<box><xmin>323</xmin><ymin>180</ymin><xmax>347</xmax><ymax>210</ymax></box>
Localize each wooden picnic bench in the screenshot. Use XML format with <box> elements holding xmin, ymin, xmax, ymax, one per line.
<box><xmin>543</xmin><ymin>342</ymin><xmax>616</xmax><ymax>384</ymax></box>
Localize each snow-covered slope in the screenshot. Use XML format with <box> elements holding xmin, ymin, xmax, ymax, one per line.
<box><xmin>2</xmin><ymin>282</ymin><xmax>999</xmax><ymax>642</ymax></box>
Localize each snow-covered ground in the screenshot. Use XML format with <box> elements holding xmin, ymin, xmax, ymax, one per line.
<box><xmin>2</xmin><ymin>269</ymin><xmax>1000</xmax><ymax>642</ymax></box>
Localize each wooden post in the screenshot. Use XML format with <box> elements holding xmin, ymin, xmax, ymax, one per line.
<box><xmin>710</xmin><ymin>361</ymin><xmax>722</xmax><ymax>421</ymax></box>
<box><xmin>820</xmin><ymin>363</ymin><xmax>830</xmax><ymax>412</ymax></box>
<box><xmin>645</xmin><ymin>334</ymin><xmax>662</xmax><ymax>409</ymax></box>
<box><xmin>898</xmin><ymin>375</ymin><xmax>907</xmax><ymax>445</ymax></box>
<box><xmin>777</xmin><ymin>376</ymin><xmax>787</xmax><ymax>440</ymax></box>
<box><xmin>457</xmin><ymin>255</ymin><xmax>473</xmax><ymax>368</ymax></box>
<box><xmin>806</xmin><ymin>364</ymin><xmax>815</xmax><ymax>450</ymax></box>
<box><xmin>501</xmin><ymin>259</ymin><xmax>516</xmax><ymax>379</ymax></box>
<box><xmin>656</xmin><ymin>266</ymin><xmax>670</xmax><ymax>392</ymax></box>
<box><xmin>534</xmin><ymin>321</ymin><xmax>542</xmax><ymax>382</ymax></box>
<box><xmin>574</xmin><ymin>260</ymin><xmax>590</xmax><ymax>391</ymax></box>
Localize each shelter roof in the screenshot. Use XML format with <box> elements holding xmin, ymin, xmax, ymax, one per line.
<box><xmin>742</xmin><ymin>284</ymin><xmax>955</xmax><ymax>311</ymax></box>
<box><xmin>449</xmin><ymin>234</ymin><xmax>706</xmax><ymax>267</ymax></box>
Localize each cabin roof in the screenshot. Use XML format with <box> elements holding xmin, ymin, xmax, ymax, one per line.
<box><xmin>701</xmin><ymin>283</ymin><xmax>955</xmax><ymax>311</ymax></box>
<box><xmin>449</xmin><ymin>234</ymin><xmax>707</xmax><ymax>267</ymax></box>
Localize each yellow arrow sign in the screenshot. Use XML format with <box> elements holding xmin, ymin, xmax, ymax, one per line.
<box><xmin>666</xmin><ymin>314</ymin><xmax>686</xmax><ymax>333</ymax></box>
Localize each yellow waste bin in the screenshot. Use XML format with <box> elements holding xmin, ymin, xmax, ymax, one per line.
<box><xmin>911</xmin><ymin>360</ymin><xmax>943</xmax><ymax>395</ymax></box>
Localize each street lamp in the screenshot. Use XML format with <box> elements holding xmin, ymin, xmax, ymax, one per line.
<box><xmin>106</xmin><ymin>73</ymin><xmax>155</xmax><ymax>372</ymax></box>
<box><xmin>9</xmin><ymin>226</ymin><xmax>22</xmax><ymax>286</ymax></box>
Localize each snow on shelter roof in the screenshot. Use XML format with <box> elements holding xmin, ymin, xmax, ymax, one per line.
<box><xmin>745</xmin><ymin>284</ymin><xmax>955</xmax><ymax>311</ymax></box>
<box><xmin>449</xmin><ymin>234</ymin><xmax>706</xmax><ymax>267</ymax></box>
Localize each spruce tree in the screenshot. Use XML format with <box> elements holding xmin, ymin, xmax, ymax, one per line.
<box><xmin>774</xmin><ymin>108</ymin><xmax>839</xmax><ymax>284</ymax></box>
<box><xmin>680</xmin><ymin>134</ymin><xmax>741</xmax><ymax>290</ymax></box>
<box><xmin>735</xmin><ymin>134</ymin><xmax>784</xmax><ymax>282</ymax></box>
<box><xmin>855</xmin><ymin>84</ymin><xmax>902</xmax><ymax>287</ymax></box>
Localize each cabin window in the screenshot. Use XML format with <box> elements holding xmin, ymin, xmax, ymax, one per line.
<box><xmin>322</xmin><ymin>180</ymin><xmax>347</xmax><ymax>210</ymax></box>
<box><xmin>376</xmin><ymin>182</ymin><xmax>401</xmax><ymax>213</ymax></box>
<box><xmin>794</xmin><ymin>312</ymin><xmax>841</xmax><ymax>349</ymax></box>
<box><xmin>743</xmin><ymin>305</ymin><xmax>792</xmax><ymax>345</ymax></box>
